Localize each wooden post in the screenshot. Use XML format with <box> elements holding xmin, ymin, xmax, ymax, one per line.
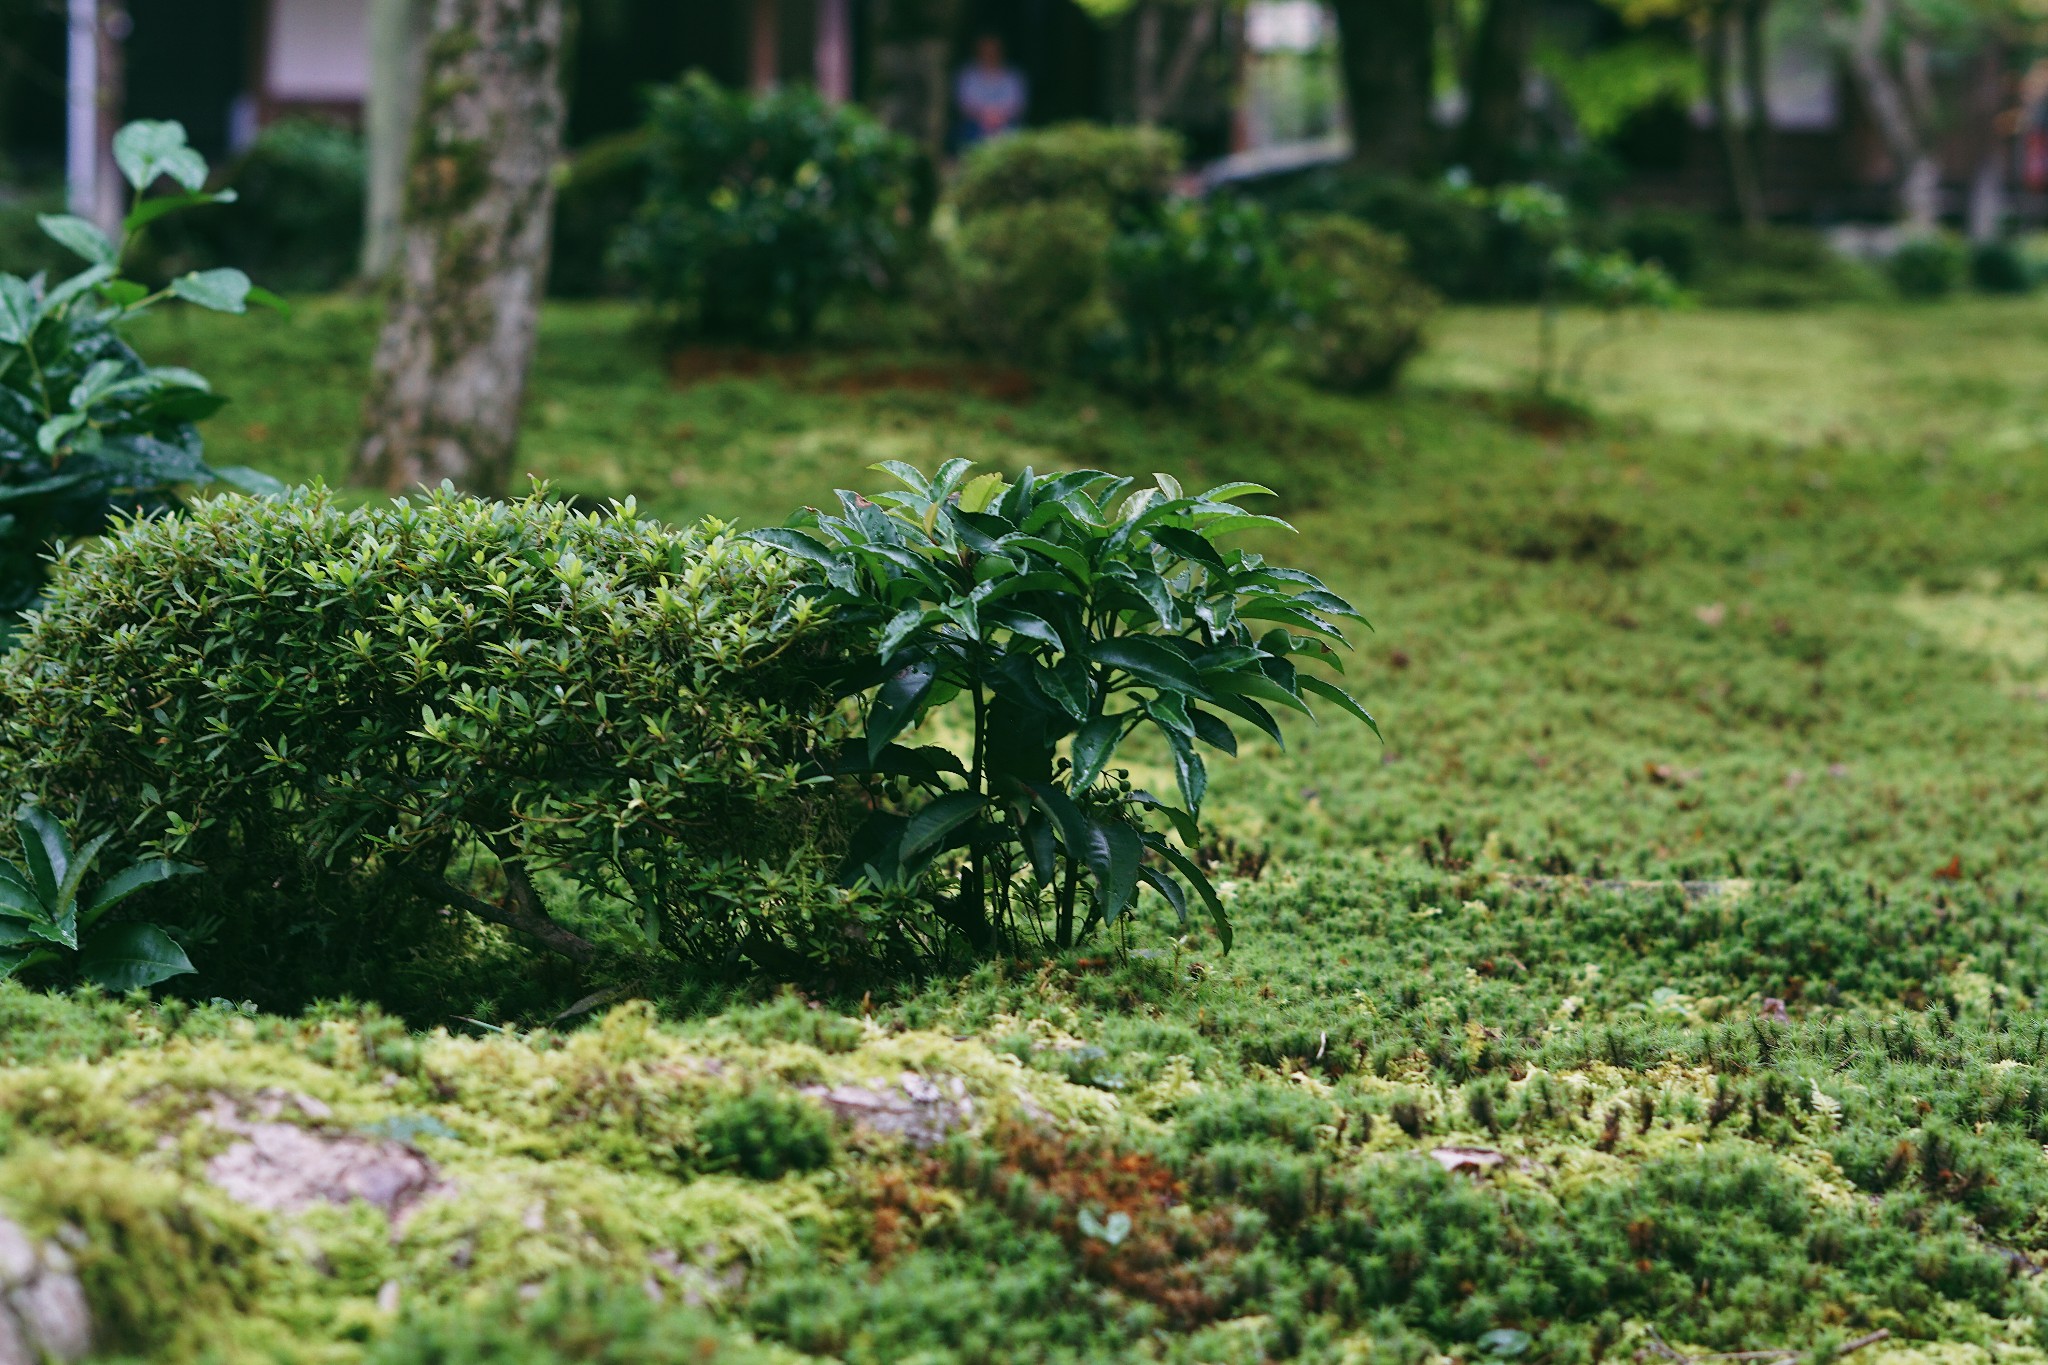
<box><xmin>750</xmin><ymin>0</ymin><xmax>780</xmax><ymax>93</ymax></box>
<box><xmin>816</xmin><ymin>0</ymin><xmax>852</xmax><ymax>102</ymax></box>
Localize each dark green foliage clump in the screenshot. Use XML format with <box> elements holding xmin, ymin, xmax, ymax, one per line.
<box><xmin>1890</xmin><ymin>235</ymin><xmax>1968</xmax><ymax>300</ymax></box>
<box><xmin>1106</xmin><ymin>197</ymin><xmax>1284</xmax><ymax>394</ymax></box>
<box><xmin>1281</xmin><ymin>214</ymin><xmax>1439</xmax><ymax>394</ymax></box>
<box><xmin>949</xmin><ymin>123</ymin><xmax>1181</xmax><ymax>222</ymax></box>
<box><xmin>621</xmin><ymin>74</ymin><xmax>923</xmax><ymax>342</ymax></box>
<box><xmin>1969</xmin><ymin>238</ymin><xmax>2035</xmax><ymax>295</ymax></box>
<box><xmin>696</xmin><ymin>1090</ymin><xmax>835</xmax><ymax>1179</ymax></box>
<box><xmin>142</xmin><ymin>119</ymin><xmax>366</xmax><ymax>293</ymax></box>
<box><xmin>923</xmin><ymin>198</ymin><xmax>1116</xmax><ymax>368</ymax></box>
<box><xmin>550</xmin><ymin>130</ymin><xmax>649</xmax><ymax>299</ymax></box>
<box><xmin>0</xmin><ymin>485</ymin><xmax>862</xmax><ymax>995</ymax></box>
<box><xmin>756</xmin><ymin>461</ymin><xmax>1373</xmax><ymax>957</ymax></box>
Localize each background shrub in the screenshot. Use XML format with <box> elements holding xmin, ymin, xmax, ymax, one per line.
<box><xmin>0</xmin><ymin>486</ymin><xmax>873</xmax><ymax>995</ymax></box>
<box><xmin>1968</xmin><ymin>238</ymin><xmax>2034</xmax><ymax>295</ymax></box>
<box><xmin>550</xmin><ymin>129</ymin><xmax>649</xmax><ymax>299</ymax></box>
<box><xmin>1250</xmin><ymin>170</ymin><xmax>1548</xmax><ymax>301</ymax></box>
<box><xmin>1889</xmin><ymin>233</ymin><xmax>1967</xmax><ymax>300</ymax></box>
<box><xmin>922</xmin><ymin>198</ymin><xmax>1116</xmax><ymax>367</ymax></box>
<box><xmin>1692</xmin><ymin>226</ymin><xmax>1884</xmax><ymax>308</ymax></box>
<box><xmin>1614</xmin><ymin>207</ymin><xmax>1706</xmax><ymax>285</ymax></box>
<box><xmin>143</xmin><ymin>119</ymin><xmax>365</xmax><ymax>294</ymax></box>
<box><xmin>620</xmin><ymin>73</ymin><xmax>922</xmax><ymax>342</ymax></box>
<box><xmin>1106</xmin><ymin>197</ymin><xmax>1282</xmax><ymax>393</ymax></box>
<box><xmin>950</xmin><ymin>123</ymin><xmax>1181</xmax><ymax>222</ymax></box>
<box><xmin>1280</xmin><ymin>215</ymin><xmax>1438</xmax><ymax>394</ymax></box>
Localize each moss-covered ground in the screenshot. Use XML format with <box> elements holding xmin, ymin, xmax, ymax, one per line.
<box><xmin>8</xmin><ymin>297</ymin><xmax>2043</xmax><ymax>1362</ymax></box>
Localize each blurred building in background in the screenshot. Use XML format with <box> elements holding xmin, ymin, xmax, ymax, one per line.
<box><xmin>0</xmin><ymin>0</ymin><xmax>2040</xmax><ymax>232</ymax></box>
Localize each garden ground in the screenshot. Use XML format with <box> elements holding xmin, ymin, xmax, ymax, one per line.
<box><xmin>5</xmin><ymin>298</ymin><xmax>2048</xmax><ymax>1363</ymax></box>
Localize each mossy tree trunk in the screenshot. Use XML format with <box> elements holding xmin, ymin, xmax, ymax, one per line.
<box><xmin>356</xmin><ymin>0</ymin><xmax>566</xmax><ymax>499</ymax></box>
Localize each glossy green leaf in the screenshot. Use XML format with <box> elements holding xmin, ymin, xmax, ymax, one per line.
<box><xmin>37</xmin><ymin>214</ymin><xmax>116</xmax><ymax>265</ymax></box>
<box><xmin>1096</xmin><ymin>820</ymin><xmax>1143</xmax><ymax>923</ymax></box>
<box><xmin>901</xmin><ymin>791</ymin><xmax>986</xmax><ymax>857</ymax></box>
<box><xmin>0</xmin><ymin>275</ymin><xmax>39</xmax><ymax>344</ymax></box>
<box><xmin>1298</xmin><ymin>675</ymin><xmax>1381</xmax><ymax>739</ymax></box>
<box><xmin>1156</xmin><ymin>844</ymin><xmax>1231</xmax><ymax>952</ymax></box>
<box><xmin>171</xmin><ymin>268</ymin><xmax>253</xmax><ymax>314</ymax></box>
<box><xmin>1087</xmin><ymin>637</ymin><xmax>1204</xmax><ymax>694</ymax></box>
<box><xmin>78</xmin><ymin>922</ymin><xmax>195</xmax><ymax>992</ymax></box>
<box><xmin>1069</xmin><ymin>714</ymin><xmax>1122</xmax><ymax>791</ymax></box>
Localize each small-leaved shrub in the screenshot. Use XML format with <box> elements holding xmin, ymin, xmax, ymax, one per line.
<box><xmin>950</xmin><ymin>123</ymin><xmax>1181</xmax><ymax>222</ymax></box>
<box><xmin>0</xmin><ymin>485</ymin><xmax>877</xmax><ymax>989</ymax></box>
<box><xmin>621</xmin><ymin>73</ymin><xmax>922</xmax><ymax>341</ymax></box>
<box><xmin>923</xmin><ymin>198</ymin><xmax>1117</xmax><ymax>367</ymax></box>
<box><xmin>1280</xmin><ymin>215</ymin><xmax>1438</xmax><ymax>394</ymax></box>
<box><xmin>752</xmin><ymin>461</ymin><xmax>1374</xmax><ymax>956</ymax></box>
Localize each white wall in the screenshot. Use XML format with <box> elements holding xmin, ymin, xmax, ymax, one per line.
<box><xmin>266</xmin><ymin>0</ymin><xmax>370</xmax><ymax>101</ymax></box>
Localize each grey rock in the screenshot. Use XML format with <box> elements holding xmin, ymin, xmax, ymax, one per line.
<box><xmin>202</xmin><ymin>1092</ymin><xmax>445</xmax><ymax>1223</ymax></box>
<box><xmin>0</xmin><ymin>1216</ymin><xmax>92</xmax><ymax>1364</ymax></box>
<box><xmin>801</xmin><ymin>1071</ymin><xmax>974</xmax><ymax>1149</ymax></box>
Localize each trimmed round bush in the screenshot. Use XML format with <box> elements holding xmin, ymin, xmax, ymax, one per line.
<box><xmin>1889</xmin><ymin>234</ymin><xmax>1967</xmax><ymax>300</ymax></box>
<box><xmin>924</xmin><ymin>198</ymin><xmax>1116</xmax><ymax>367</ymax></box>
<box><xmin>1280</xmin><ymin>215</ymin><xmax>1438</xmax><ymax>394</ymax></box>
<box><xmin>620</xmin><ymin>73</ymin><xmax>922</xmax><ymax>341</ymax></box>
<box><xmin>1969</xmin><ymin>239</ymin><xmax>2035</xmax><ymax>295</ymax></box>
<box><xmin>1106</xmin><ymin>196</ymin><xmax>1283</xmax><ymax>393</ymax></box>
<box><xmin>950</xmin><ymin>123</ymin><xmax>1182</xmax><ymax>222</ymax></box>
<box><xmin>0</xmin><ymin>486</ymin><xmax>870</xmax><ymax>987</ymax></box>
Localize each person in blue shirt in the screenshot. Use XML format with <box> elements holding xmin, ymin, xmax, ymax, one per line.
<box><xmin>955</xmin><ymin>33</ymin><xmax>1028</xmax><ymax>149</ymax></box>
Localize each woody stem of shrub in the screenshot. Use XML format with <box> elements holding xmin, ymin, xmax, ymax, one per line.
<box><xmin>417</xmin><ymin>855</ymin><xmax>595</xmax><ymax>966</ymax></box>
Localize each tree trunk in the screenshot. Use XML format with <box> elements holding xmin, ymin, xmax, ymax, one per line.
<box><xmin>1841</xmin><ymin>0</ymin><xmax>1937</xmax><ymax>230</ymax></box>
<box><xmin>362</xmin><ymin>0</ymin><xmax>432</xmax><ymax>283</ymax></box>
<box><xmin>1136</xmin><ymin>2</ymin><xmax>1218</xmax><ymax>127</ymax></box>
<box><xmin>1737</xmin><ymin>0</ymin><xmax>1771</xmax><ymax>222</ymax></box>
<box><xmin>1965</xmin><ymin>41</ymin><xmax>2008</xmax><ymax>243</ymax></box>
<box><xmin>1329</xmin><ymin>0</ymin><xmax>1436</xmax><ymax>176</ymax></box>
<box><xmin>356</xmin><ymin>0</ymin><xmax>567</xmax><ymax>499</ymax></box>
<box><xmin>1706</xmin><ymin>3</ymin><xmax>1765</xmax><ymax>229</ymax></box>
<box><xmin>1458</xmin><ymin>0</ymin><xmax>1535</xmax><ymax>185</ymax></box>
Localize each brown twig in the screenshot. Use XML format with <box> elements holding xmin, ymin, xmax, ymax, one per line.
<box><xmin>419</xmin><ymin>875</ymin><xmax>595</xmax><ymax>964</ymax></box>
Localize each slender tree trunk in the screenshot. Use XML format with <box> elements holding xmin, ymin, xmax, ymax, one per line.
<box><xmin>1841</xmin><ymin>0</ymin><xmax>1938</xmax><ymax>230</ymax></box>
<box><xmin>1329</xmin><ymin>0</ymin><xmax>1436</xmax><ymax>176</ymax></box>
<box><xmin>362</xmin><ymin>0</ymin><xmax>432</xmax><ymax>283</ymax></box>
<box><xmin>1737</xmin><ymin>0</ymin><xmax>1771</xmax><ymax>222</ymax></box>
<box><xmin>1706</xmin><ymin>3</ymin><xmax>1765</xmax><ymax>229</ymax></box>
<box><xmin>1966</xmin><ymin>41</ymin><xmax>2008</xmax><ymax>243</ymax></box>
<box><xmin>1458</xmin><ymin>0</ymin><xmax>1535</xmax><ymax>185</ymax></box>
<box><xmin>1135</xmin><ymin>2</ymin><xmax>1218</xmax><ymax>127</ymax></box>
<box><xmin>356</xmin><ymin>0</ymin><xmax>567</xmax><ymax>498</ymax></box>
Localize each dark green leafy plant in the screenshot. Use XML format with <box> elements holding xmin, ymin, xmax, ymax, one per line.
<box><xmin>621</xmin><ymin>73</ymin><xmax>923</xmax><ymax>342</ymax></box>
<box><xmin>751</xmin><ymin>460</ymin><xmax>1375</xmax><ymax>955</ymax></box>
<box><xmin>0</xmin><ymin>804</ymin><xmax>199</xmax><ymax>990</ymax></box>
<box><xmin>923</xmin><ymin>198</ymin><xmax>1117</xmax><ymax>368</ymax></box>
<box><xmin>1890</xmin><ymin>233</ymin><xmax>1967</xmax><ymax>300</ymax></box>
<box><xmin>1105</xmin><ymin>197</ymin><xmax>1283</xmax><ymax>394</ymax></box>
<box><xmin>0</xmin><ymin>118</ymin><xmax>282</xmax><ymax>616</ymax></box>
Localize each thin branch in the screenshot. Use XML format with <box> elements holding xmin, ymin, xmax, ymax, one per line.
<box><xmin>418</xmin><ymin>874</ymin><xmax>595</xmax><ymax>965</ymax></box>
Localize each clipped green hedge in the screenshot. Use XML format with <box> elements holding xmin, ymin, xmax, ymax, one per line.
<box><xmin>950</xmin><ymin>123</ymin><xmax>1182</xmax><ymax>222</ymax></box>
<box><xmin>0</xmin><ymin>485</ymin><xmax>873</xmax><ymax>991</ymax></box>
